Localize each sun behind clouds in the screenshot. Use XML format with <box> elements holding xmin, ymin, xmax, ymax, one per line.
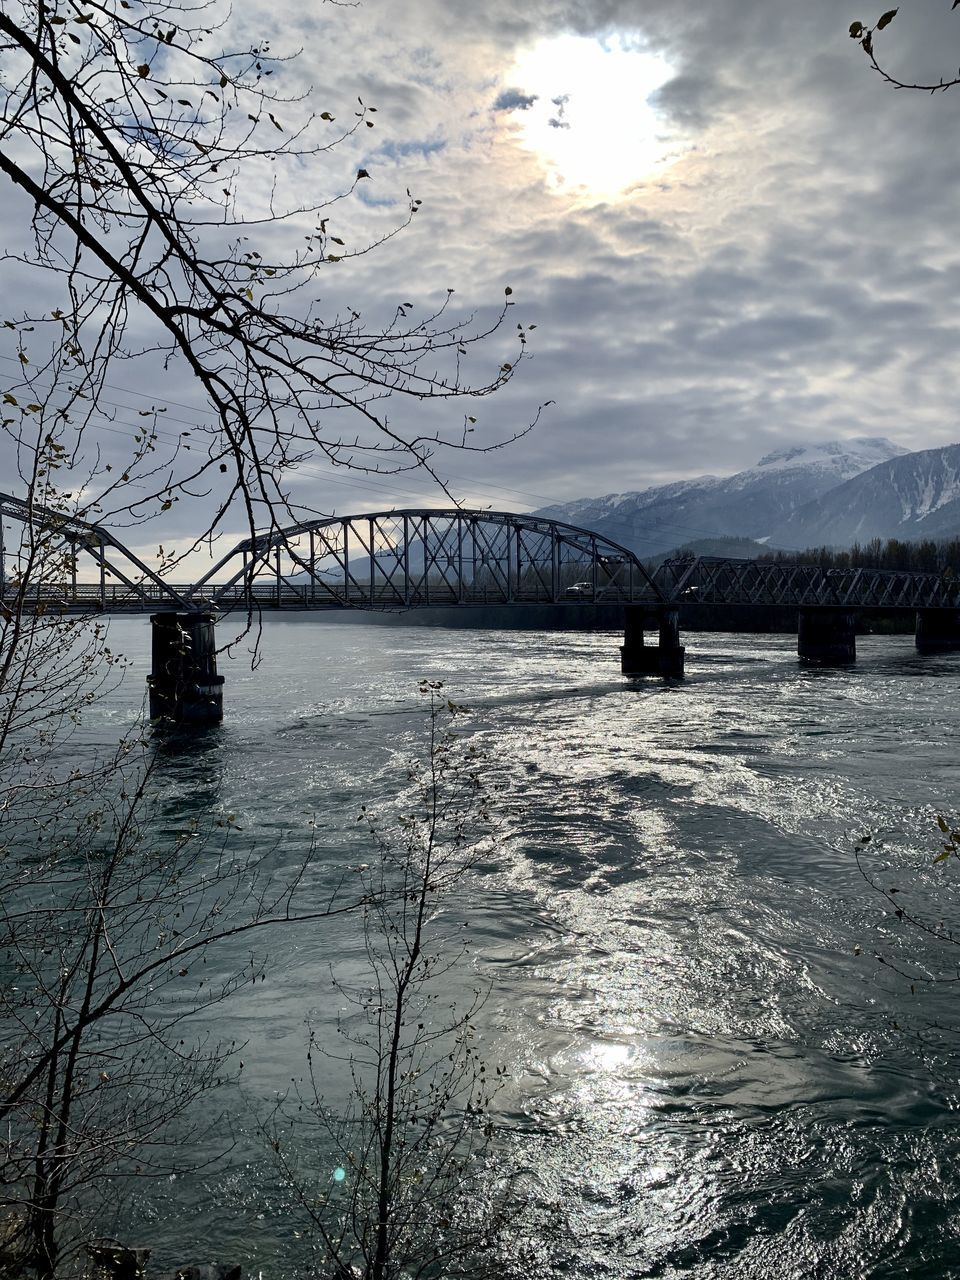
<box><xmin>501</xmin><ymin>33</ymin><xmax>677</xmax><ymax>201</ymax></box>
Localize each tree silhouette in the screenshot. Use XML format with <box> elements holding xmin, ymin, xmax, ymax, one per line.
<box><xmin>0</xmin><ymin>498</ymin><xmax>368</xmax><ymax>1277</ymax></box>
<box><xmin>850</xmin><ymin>5</ymin><xmax>960</xmax><ymax>92</ymax></box>
<box><xmin>0</xmin><ymin>0</ymin><xmax>536</xmax><ymax>555</ymax></box>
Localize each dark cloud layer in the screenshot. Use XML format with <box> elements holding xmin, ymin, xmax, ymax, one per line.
<box><xmin>5</xmin><ymin>0</ymin><xmax>960</xmax><ymax>570</ymax></box>
<box><xmin>493</xmin><ymin>88</ymin><xmax>538</xmax><ymax>111</ymax></box>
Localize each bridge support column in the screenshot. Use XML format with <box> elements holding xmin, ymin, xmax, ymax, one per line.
<box><xmin>147</xmin><ymin>612</ymin><xmax>224</xmax><ymax>725</ymax></box>
<box><xmin>915</xmin><ymin>608</ymin><xmax>960</xmax><ymax>653</ymax></box>
<box><xmin>620</xmin><ymin>606</ymin><xmax>685</xmax><ymax>678</ymax></box>
<box><xmin>797</xmin><ymin>608</ymin><xmax>857</xmax><ymax>665</ymax></box>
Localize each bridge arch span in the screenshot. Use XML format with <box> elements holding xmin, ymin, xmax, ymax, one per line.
<box><xmin>191</xmin><ymin>508</ymin><xmax>666</xmax><ymax>610</ymax></box>
<box><xmin>0</xmin><ymin>490</ymin><xmax>192</xmax><ymax>609</ymax></box>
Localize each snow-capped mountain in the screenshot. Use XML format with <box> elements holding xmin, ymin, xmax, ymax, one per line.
<box><xmin>534</xmin><ymin>438</ymin><xmax>907</xmax><ymax>558</ymax></box>
<box><xmin>771</xmin><ymin>443</ymin><xmax>960</xmax><ymax>548</ymax></box>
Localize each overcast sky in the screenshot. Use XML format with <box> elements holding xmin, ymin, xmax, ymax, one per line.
<box><xmin>5</xmin><ymin>0</ymin><xmax>960</xmax><ymax>568</ymax></box>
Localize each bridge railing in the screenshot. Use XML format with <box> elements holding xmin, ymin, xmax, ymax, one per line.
<box><xmin>9</xmin><ymin>563</ymin><xmax>960</xmax><ymax>613</ymax></box>
<box><xmin>198</xmin><ymin>579</ymin><xmax>651</xmax><ymax>609</ymax></box>
<box><xmin>1</xmin><ymin>580</ymin><xmax>652</xmax><ymax>611</ymax></box>
<box><xmin>9</xmin><ymin>562</ymin><xmax>960</xmax><ymax>614</ymax></box>
<box><xmin>1</xmin><ymin>582</ymin><xmax>183</xmax><ymax>610</ymax></box>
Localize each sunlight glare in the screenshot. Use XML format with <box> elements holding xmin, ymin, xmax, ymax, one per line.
<box><xmin>504</xmin><ymin>34</ymin><xmax>676</xmax><ymax>200</ymax></box>
<box><xmin>585</xmin><ymin>1041</ymin><xmax>633</xmax><ymax>1074</ymax></box>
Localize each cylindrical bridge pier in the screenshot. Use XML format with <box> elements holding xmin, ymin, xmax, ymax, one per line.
<box><xmin>915</xmin><ymin>608</ymin><xmax>960</xmax><ymax>653</ymax></box>
<box><xmin>621</xmin><ymin>605</ymin><xmax>685</xmax><ymax>678</ymax></box>
<box><xmin>797</xmin><ymin>608</ymin><xmax>857</xmax><ymax>665</ymax></box>
<box><xmin>147</xmin><ymin>612</ymin><xmax>224</xmax><ymax>725</ymax></box>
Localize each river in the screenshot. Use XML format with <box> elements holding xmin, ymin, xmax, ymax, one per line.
<box><xmin>70</xmin><ymin>618</ymin><xmax>960</xmax><ymax>1277</ymax></box>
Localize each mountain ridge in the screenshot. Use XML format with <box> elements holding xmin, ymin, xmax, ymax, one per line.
<box><xmin>770</xmin><ymin>443</ymin><xmax>960</xmax><ymax>548</ymax></box>
<box><xmin>533</xmin><ymin>438</ymin><xmax>909</xmax><ymax>557</ymax></box>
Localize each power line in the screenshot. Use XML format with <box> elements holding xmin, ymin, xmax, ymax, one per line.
<box><xmin>0</xmin><ymin>352</ymin><xmax>562</xmax><ymax>511</ymax></box>
<box><xmin>0</xmin><ymin>353</ymin><xmax>739</xmax><ymax>543</ymax></box>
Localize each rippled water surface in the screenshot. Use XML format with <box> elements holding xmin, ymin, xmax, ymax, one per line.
<box><xmin>82</xmin><ymin>618</ymin><xmax>960</xmax><ymax>1277</ymax></box>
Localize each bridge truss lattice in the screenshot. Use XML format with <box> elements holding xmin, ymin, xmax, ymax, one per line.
<box><xmin>193</xmin><ymin>509</ymin><xmax>666</xmax><ymax>609</ymax></box>
<box><xmin>658</xmin><ymin>556</ymin><xmax>960</xmax><ymax>611</ymax></box>
<box><xmin>4</xmin><ymin>492</ymin><xmax>960</xmax><ymax>615</ymax></box>
<box><xmin>0</xmin><ymin>491</ymin><xmax>192</xmax><ymax>609</ymax></box>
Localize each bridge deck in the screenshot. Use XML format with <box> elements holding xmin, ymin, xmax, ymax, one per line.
<box><xmin>4</xmin><ymin>581</ymin><xmax>959</xmax><ymax>615</ymax></box>
<box><xmin>3</xmin><ymin>493</ymin><xmax>960</xmax><ymax>614</ymax></box>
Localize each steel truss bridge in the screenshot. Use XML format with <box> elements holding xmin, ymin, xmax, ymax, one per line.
<box><xmin>656</xmin><ymin>556</ymin><xmax>960</xmax><ymax>612</ymax></box>
<box><xmin>3</xmin><ymin>493</ymin><xmax>960</xmax><ymax>615</ymax></box>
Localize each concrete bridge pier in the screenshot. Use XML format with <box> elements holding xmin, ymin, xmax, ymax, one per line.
<box><xmin>147</xmin><ymin>612</ymin><xmax>224</xmax><ymax>725</ymax></box>
<box><xmin>797</xmin><ymin>608</ymin><xmax>857</xmax><ymax>665</ymax></box>
<box><xmin>915</xmin><ymin>608</ymin><xmax>960</xmax><ymax>653</ymax></box>
<box><xmin>621</xmin><ymin>605</ymin><xmax>685</xmax><ymax>678</ymax></box>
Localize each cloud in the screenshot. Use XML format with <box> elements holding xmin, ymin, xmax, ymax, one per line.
<box><xmin>493</xmin><ymin>88</ymin><xmax>538</xmax><ymax>111</ymax></box>
<box><xmin>650</xmin><ymin>72</ymin><xmax>735</xmax><ymax>130</ymax></box>
<box><xmin>547</xmin><ymin>93</ymin><xmax>570</xmax><ymax>129</ymax></box>
<box><xmin>6</xmin><ymin>0</ymin><xmax>960</xmax><ymax>574</ymax></box>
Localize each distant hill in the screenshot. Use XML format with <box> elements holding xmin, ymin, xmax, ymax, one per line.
<box><xmin>771</xmin><ymin>443</ymin><xmax>960</xmax><ymax>549</ymax></box>
<box><xmin>534</xmin><ymin>438</ymin><xmax>907</xmax><ymax>557</ymax></box>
